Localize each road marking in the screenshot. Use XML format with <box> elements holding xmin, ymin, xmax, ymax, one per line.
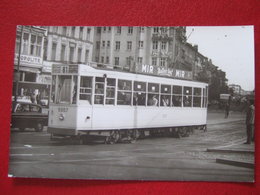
<box><xmin>10</xmin><ymin>153</ymin><xmax>55</xmax><ymax>156</ymax></box>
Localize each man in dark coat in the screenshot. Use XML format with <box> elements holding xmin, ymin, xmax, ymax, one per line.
<box><xmin>244</xmin><ymin>99</ymin><xmax>255</xmax><ymax>144</ymax></box>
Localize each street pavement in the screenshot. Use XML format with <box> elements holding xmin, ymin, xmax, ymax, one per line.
<box><xmin>8</xmin><ymin>110</ymin><xmax>254</xmax><ymax>182</ymax></box>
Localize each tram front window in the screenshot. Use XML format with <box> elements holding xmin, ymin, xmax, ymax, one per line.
<box><xmin>56</xmin><ymin>75</ymin><xmax>72</xmax><ymax>104</ymax></box>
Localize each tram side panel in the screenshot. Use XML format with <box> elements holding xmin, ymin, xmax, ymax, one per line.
<box><xmin>48</xmin><ymin>105</ymin><xmax>78</xmax><ymax>135</ymax></box>
<box><xmin>135</xmin><ymin>107</ymin><xmax>207</xmax><ymax>128</ymax></box>
<box><xmin>88</xmin><ymin>106</ymin><xmax>207</xmax><ymax>131</ymax></box>
<box><xmin>90</xmin><ymin>106</ymin><xmax>136</xmax><ymax>130</ymax></box>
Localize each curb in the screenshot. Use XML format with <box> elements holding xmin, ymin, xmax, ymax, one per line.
<box><xmin>207</xmin><ymin>148</ymin><xmax>254</xmax><ymax>154</ymax></box>
<box><xmin>216</xmin><ymin>158</ymin><xmax>254</xmax><ymax>169</ymax></box>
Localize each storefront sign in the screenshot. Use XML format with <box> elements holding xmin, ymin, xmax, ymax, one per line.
<box><xmin>139</xmin><ymin>64</ymin><xmax>193</xmax><ymax>80</ymax></box>
<box><xmin>15</xmin><ymin>54</ymin><xmax>43</xmax><ymax>65</ymax></box>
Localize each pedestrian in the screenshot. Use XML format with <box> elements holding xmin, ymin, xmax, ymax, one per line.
<box><xmin>244</xmin><ymin>99</ymin><xmax>255</xmax><ymax>144</ymax></box>
<box><xmin>30</xmin><ymin>92</ymin><xmax>36</xmax><ymax>104</ymax></box>
<box><xmin>224</xmin><ymin>102</ymin><xmax>230</xmax><ymax>118</ymax></box>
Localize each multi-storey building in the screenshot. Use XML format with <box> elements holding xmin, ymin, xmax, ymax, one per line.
<box><xmin>92</xmin><ymin>26</ymin><xmax>193</xmax><ymax>80</ymax></box>
<box><xmin>43</xmin><ymin>26</ymin><xmax>94</xmax><ymax>66</ymax></box>
<box><xmin>13</xmin><ymin>25</ymin><xmax>47</xmax><ymax>99</ymax></box>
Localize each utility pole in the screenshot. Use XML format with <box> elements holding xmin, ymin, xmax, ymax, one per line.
<box><xmin>14</xmin><ymin>25</ymin><xmax>24</xmax><ymax>104</ymax></box>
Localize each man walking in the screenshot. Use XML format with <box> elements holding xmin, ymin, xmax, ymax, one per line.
<box><xmin>244</xmin><ymin>99</ymin><xmax>255</xmax><ymax>144</ymax></box>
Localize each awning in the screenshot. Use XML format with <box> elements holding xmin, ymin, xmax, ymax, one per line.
<box><xmin>14</xmin><ymin>81</ymin><xmax>50</xmax><ymax>90</ymax></box>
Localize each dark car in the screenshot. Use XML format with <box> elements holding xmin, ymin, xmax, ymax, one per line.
<box><xmin>11</xmin><ymin>101</ymin><xmax>48</xmax><ymax>132</ymax></box>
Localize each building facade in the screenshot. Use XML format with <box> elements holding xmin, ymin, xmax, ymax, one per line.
<box><xmin>92</xmin><ymin>26</ymin><xmax>195</xmax><ymax>80</ymax></box>
<box><xmin>43</xmin><ymin>26</ymin><xmax>94</xmax><ymax>66</ymax></box>
<box><xmin>13</xmin><ymin>25</ymin><xmax>47</xmax><ymax>99</ymax></box>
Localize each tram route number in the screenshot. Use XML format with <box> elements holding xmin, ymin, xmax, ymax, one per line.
<box><xmin>58</xmin><ymin>107</ymin><xmax>68</xmax><ymax>112</ymax></box>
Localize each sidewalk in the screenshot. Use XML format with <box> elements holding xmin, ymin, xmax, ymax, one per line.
<box><xmin>207</xmin><ymin>141</ymin><xmax>255</xmax><ymax>169</ymax></box>
<box><xmin>207</xmin><ymin>111</ymin><xmax>245</xmax><ymax>125</ymax></box>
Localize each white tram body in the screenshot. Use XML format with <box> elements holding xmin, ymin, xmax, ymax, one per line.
<box><xmin>48</xmin><ymin>64</ymin><xmax>208</xmax><ymax>140</ymax></box>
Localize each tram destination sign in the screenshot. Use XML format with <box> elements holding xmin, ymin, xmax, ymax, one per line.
<box><xmin>138</xmin><ymin>64</ymin><xmax>193</xmax><ymax>80</ymax></box>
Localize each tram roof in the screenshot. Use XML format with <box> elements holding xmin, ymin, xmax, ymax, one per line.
<box><xmin>52</xmin><ymin>63</ymin><xmax>208</xmax><ymax>87</ymax></box>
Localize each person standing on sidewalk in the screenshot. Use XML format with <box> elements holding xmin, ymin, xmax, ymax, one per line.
<box><xmin>224</xmin><ymin>102</ymin><xmax>230</xmax><ymax>118</ymax></box>
<box><xmin>244</xmin><ymin>99</ymin><xmax>255</xmax><ymax>144</ymax></box>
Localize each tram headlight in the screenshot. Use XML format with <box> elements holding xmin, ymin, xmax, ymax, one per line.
<box><xmin>59</xmin><ymin>113</ymin><xmax>65</xmax><ymax>121</ymax></box>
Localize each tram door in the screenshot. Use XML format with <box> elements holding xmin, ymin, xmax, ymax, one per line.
<box><xmin>77</xmin><ymin>76</ymin><xmax>93</xmax><ymax>130</ymax></box>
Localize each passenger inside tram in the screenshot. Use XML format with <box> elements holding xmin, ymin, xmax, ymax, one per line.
<box><xmin>148</xmin><ymin>94</ymin><xmax>158</xmax><ymax>106</ymax></box>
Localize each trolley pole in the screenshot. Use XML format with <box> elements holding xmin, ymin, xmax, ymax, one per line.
<box><xmin>14</xmin><ymin>25</ymin><xmax>24</xmax><ymax>104</ymax></box>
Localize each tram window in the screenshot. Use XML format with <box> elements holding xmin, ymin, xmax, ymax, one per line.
<box><xmin>183</xmin><ymin>86</ymin><xmax>192</xmax><ymax>107</ymax></box>
<box><xmin>193</xmin><ymin>87</ymin><xmax>202</xmax><ymax>107</ymax></box>
<box><xmin>56</xmin><ymin>75</ymin><xmax>72</xmax><ymax>104</ymax></box>
<box><xmin>148</xmin><ymin>83</ymin><xmax>159</xmax><ymax>106</ymax></box>
<box><xmin>172</xmin><ymin>85</ymin><xmax>182</xmax><ymax>107</ymax></box>
<box><xmin>106</xmin><ymin>78</ymin><xmax>116</xmax><ymax>105</ymax></box>
<box><xmin>80</xmin><ymin>76</ymin><xmax>92</xmax><ymax>104</ymax></box>
<box><xmin>160</xmin><ymin>85</ymin><xmax>171</xmax><ymax>107</ymax></box>
<box><xmin>133</xmin><ymin>81</ymin><xmax>146</xmax><ymax>106</ymax></box>
<box><xmin>51</xmin><ymin>75</ymin><xmax>56</xmax><ymax>103</ymax></box>
<box><xmin>72</xmin><ymin>76</ymin><xmax>78</xmax><ymax>104</ymax></box>
<box><xmin>95</xmin><ymin>77</ymin><xmax>105</xmax><ymax>104</ymax></box>
<box><xmin>117</xmin><ymin>79</ymin><xmax>132</xmax><ymax>105</ymax></box>
<box><xmin>148</xmin><ymin>83</ymin><xmax>159</xmax><ymax>93</ymax></box>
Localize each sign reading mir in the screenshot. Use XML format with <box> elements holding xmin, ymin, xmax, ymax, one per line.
<box><xmin>140</xmin><ymin>64</ymin><xmax>193</xmax><ymax>80</ymax></box>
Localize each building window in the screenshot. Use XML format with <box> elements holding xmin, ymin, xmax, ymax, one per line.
<box><xmin>117</xmin><ymin>26</ymin><xmax>121</xmax><ymax>34</ymax></box>
<box><xmin>153</xmin><ymin>27</ymin><xmax>159</xmax><ymax>33</ymax></box>
<box><xmin>71</xmin><ymin>27</ymin><xmax>76</xmax><ymax>37</ymax></box>
<box><xmin>61</xmin><ymin>44</ymin><xmax>66</xmax><ymax>62</ymax></box>
<box><xmin>114</xmin><ymin>57</ymin><xmax>119</xmax><ymax>66</ymax></box>
<box><xmin>128</xmin><ymin>27</ymin><xmax>133</xmax><ymax>34</ymax></box>
<box><xmin>139</xmin><ymin>27</ymin><xmax>144</xmax><ymax>32</ymax></box>
<box><xmin>115</xmin><ymin>41</ymin><xmax>120</xmax><ymax>50</ymax></box>
<box><xmin>161</xmin><ymin>27</ymin><xmax>167</xmax><ymax>34</ymax></box>
<box><xmin>53</xmin><ymin>26</ymin><xmax>58</xmax><ymax>33</ymax></box>
<box><xmin>108</xmin><ymin>27</ymin><xmax>111</xmax><ymax>32</ymax></box>
<box><xmin>77</xmin><ymin>48</ymin><xmax>82</xmax><ymax>63</ymax></box>
<box><xmin>103</xmin><ymin>27</ymin><xmax>106</xmax><ymax>32</ymax></box>
<box><xmin>30</xmin><ymin>35</ymin><xmax>37</xmax><ymax>55</ymax></box>
<box><xmin>69</xmin><ymin>46</ymin><xmax>75</xmax><ymax>62</ymax></box>
<box><xmin>86</xmin><ymin>28</ymin><xmax>91</xmax><ymax>40</ymax></box>
<box><xmin>85</xmin><ymin>49</ymin><xmax>89</xmax><ymax>63</ymax></box>
<box><xmin>102</xmin><ymin>41</ymin><xmax>105</xmax><ymax>48</ymax></box>
<box><xmin>15</xmin><ymin>33</ymin><xmax>21</xmax><ymax>54</ymax></box>
<box><xmin>126</xmin><ymin>57</ymin><xmax>131</xmax><ymax>67</ymax></box>
<box><xmin>101</xmin><ymin>56</ymin><xmax>104</xmax><ymax>63</ymax></box>
<box><xmin>161</xmin><ymin>42</ymin><xmax>167</xmax><ymax>50</ymax></box>
<box><xmin>79</xmin><ymin>27</ymin><xmax>84</xmax><ymax>39</ymax></box>
<box><xmin>62</xmin><ymin>27</ymin><xmax>67</xmax><ymax>36</ymax></box>
<box><xmin>160</xmin><ymin>58</ymin><xmax>166</xmax><ymax>67</ymax></box>
<box><xmin>138</xmin><ymin>57</ymin><xmax>143</xmax><ymax>64</ymax></box>
<box><xmin>152</xmin><ymin>41</ymin><xmax>158</xmax><ymax>50</ymax></box>
<box><xmin>95</xmin><ymin>56</ymin><xmax>99</xmax><ymax>62</ymax></box>
<box><xmin>43</xmin><ymin>39</ymin><xmax>48</xmax><ymax>60</ymax></box>
<box><xmin>96</xmin><ymin>41</ymin><xmax>100</xmax><ymax>49</ymax></box>
<box><xmin>97</xmin><ymin>27</ymin><xmax>101</xmax><ymax>33</ymax></box>
<box><xmin>106</xmin><ymin>56</ymin><xmax>109</xmax><ymax>64</ymax></box>
<box><xmin>152</xmin><ymin>57</ymin><xmax>157</xmax><ymax>66</ymax></box>
<box><xmin>35</xmin><ymin>36</ymin><xmax>42</xmax><ymax>56</ymax></box>
<box><xmin>51</xmin><ymin>42</ymin><xmax>57</xmax><ymax>61</ymax></box>
<box><xmin>107</xmin><ymin>41</ymin><xmax>110</xmax><ymax>48</ymax></box>
<box><xmin>139</xmin><ymin>41</ymin><xmax>143</xmax><ymax>48</ymax></box>
<box><xmin>127</xmin><ymin>41</ymin><xmax>132</xmax><ymax>51</ymax></box>
<box><xmin>22</xmin><ymin>33</ymin><xmax>29</xmax><ymax>55</ymax></box>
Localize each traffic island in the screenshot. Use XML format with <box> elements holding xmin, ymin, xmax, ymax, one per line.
<box><xmin>216</xmin><ymin>158</ymin><xmax>254</xmax><ymax>169</ymax></box>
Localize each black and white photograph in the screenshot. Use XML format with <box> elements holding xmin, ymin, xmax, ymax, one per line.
<box><xmin>9</xmin><ymin>26</ymin><xmax>255</xmax><ymax>182</ymax></box>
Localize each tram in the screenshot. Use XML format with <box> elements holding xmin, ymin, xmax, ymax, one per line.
<box><xmin>47</xmin><ymin>63</ymin><xmax>208</xmax><ymax>144</ymax></box>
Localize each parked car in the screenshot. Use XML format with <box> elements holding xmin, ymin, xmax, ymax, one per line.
<box><xmin>11</xmin><ymin>101</ymin><xmax>48</xmax><ymax>132</ymax></box>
